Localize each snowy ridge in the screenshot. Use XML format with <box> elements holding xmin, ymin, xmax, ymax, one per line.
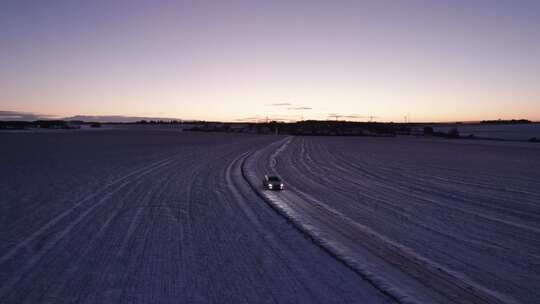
<box><xmin>242</xmin><ymin>137</ymin><xmax>517</xmax><ymax>304</ymax></box>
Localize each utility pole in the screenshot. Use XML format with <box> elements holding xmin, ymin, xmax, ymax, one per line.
<box><xmin>368</xmin><ymin>115</ymin><xmax>379</xmax><ymax>122</ymax></box>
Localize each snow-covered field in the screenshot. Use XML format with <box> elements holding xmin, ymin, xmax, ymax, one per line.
<box><xmin>1</xmin><ymin>129</ymin><xmax>539</xmax><ymax>303</ymax></box>
<box><xmin>0</xmin><ymin>130</ymin><xmax>389</xmax><ymax>304</ymax></box>
<box><xmin>247</xmin><ymin>136</ymin><xmax>540</xmax><ymax>304</ymax></box>
<box><xmin>433</xmin><ymin>123</ymin><xmax>540</xmax><ymax>141</ymax></box>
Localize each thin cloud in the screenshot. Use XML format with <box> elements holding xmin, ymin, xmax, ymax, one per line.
<box><xmin>267</xmin><ymin>102</ymin><xmax>292</xmax><ymax>106</ymax></box>
<box><xmin>235</xmin><ymin>117</ymin><xmax>262</xmax><ymax>122</ymax></box>
<box><xmin>268</xmin><ymin>117</ymin><xmax>296</xmax><ymax>122</ymax></box>
<box><xmin>0</xmin><ymin>111</ymin><xmax>54</xmax><ymax>121</ymax></box>
<box><xmin>287</xmin><ymin>106</ymin><xmax>312</xmax><ymax>110</ymax></box>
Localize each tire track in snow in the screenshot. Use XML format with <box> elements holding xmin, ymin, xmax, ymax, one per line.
<box><xmin>226</xmin><ymin>151</ymin><xmax>323</xmax><ymax>304</ymax></box>
<box><xmin>2</xmin><ymin>133</ymin><xmax>398</xmax><ymax>304</ymax></box>
<box><xmin>301</xmin><ymin>139</ymin><xmax>540</xmax><ymax>259</ymax></box>
<box><xmin>0</xmin><ymin>154</ymin><xmax>178</xmax><ymax>300</ymax></box>
<box><xmin>62</xmin><ymin>150</ymin><xmax>199</xmax><ymax>304</ymax></box>
<box><xmin>326</xmin><ymin>141</ymin><xmax>540</xmax><ymax>231</ymax></box>
<box><xmin>240</xmin><ymin>138</ymin><xmax>402</xmax><ymax>304</ymax></box>
<box><xmin>298</xmin><ymin>137</ymin><xmax>538</xmax><ymax>302</ymax></box>
<box><xmin>41</xmin><ymin>175</ymin><xmax>148</xmax><ymax>303</ymax></box>
<box><xmin>244</xmin><ymin>137</ymin><xmax>515</xmax><ymax>304</ymax></box>
<box><xmin>0</xmin><ymin>154</ymin><xmax>177</xmax><ymax>266</ymax></box>
<box><xmin>307</xmin><ymin>138</ymin><xmax>540</xmax><ymax>247</ymax></box>
<box><xmin>115</xmin><ymin>162</ymin><xmax>183</xmax><ymax>304</ymax></box>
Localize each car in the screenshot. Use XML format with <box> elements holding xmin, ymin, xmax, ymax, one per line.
<box><xmin>263</xmin><ymin>174</ymin><xmax>284</xmax><ymax>190</ymax></box>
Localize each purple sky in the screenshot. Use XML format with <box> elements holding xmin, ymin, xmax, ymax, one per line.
<box><xmin>1</xmin><ymin>0</ymin><xmax>539</xmax><ymax>122</ymax></box>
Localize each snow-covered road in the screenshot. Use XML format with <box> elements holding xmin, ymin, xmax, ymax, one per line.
<box><xmin>0</xmin><ymin>130</ymin><xmax>391</xmax><ymax>303</ymax></box>
<box><xmin>3</xmin><ymin>130</ymin><xmax>538</xmax><ymax>303</ymax></box>
<box><xmin>246</xmin><ymin>136</ymin><xmax>540</xmax><ymax>304</ymax></box>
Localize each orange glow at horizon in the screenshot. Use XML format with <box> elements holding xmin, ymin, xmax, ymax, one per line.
<box><xmin>2</xmin><ymin>1</ymin><xmax>539</xmax><ymax>122</ymax></box>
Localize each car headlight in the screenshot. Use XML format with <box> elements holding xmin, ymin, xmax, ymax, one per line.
<box><xmin>268</xmin><ymin>184</ymin><xmax>272</xmax><ymax>188</ymax></box>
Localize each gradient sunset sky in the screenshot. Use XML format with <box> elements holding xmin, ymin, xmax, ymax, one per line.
<box><xmin>2</xmin><ymin>0</ymin><xmax>539</xmax><ymax>122</ymax></box>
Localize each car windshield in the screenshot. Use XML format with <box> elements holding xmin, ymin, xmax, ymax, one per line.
<box><xmin>268</xmin><ymin>176</ymin><xmax>280</xmax><ymax>182</ymax></box>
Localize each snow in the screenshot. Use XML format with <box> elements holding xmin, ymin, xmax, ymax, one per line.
<box><xmin>246</xmin><ymin>136</ymin><xmax>540</xmax><ymax>304</ymax></box>
<box><xmin>0</xmin><ymin>130</ymin><xmax>390</xmax><ymax>304</ymax></box>
<box><xmin>433</xmin><ymin>123</ymin><xmax>540</xmax><ymax>141</ymax></box>
<box><xmin>2</xmin><ymin>129</ymin><xmax>538</xmax><ymax>303</ymax></box>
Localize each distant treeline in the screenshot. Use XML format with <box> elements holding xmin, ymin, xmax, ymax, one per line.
<box><xmin>423</xmin><ymin>126</ymin><xmax>461</xmax><ymax>139</ymax></box>
<box><xmin>423</xmin><ymin>126</ymin><xmax>540</xmax><ymax>143</ymax></box>
<box><xmin>0</xmin><ymin>120</ymin><xmax>101</xmax><ymax>130</ymax></box>
<box><xmin>480</xmin><ymin>119</ymin><xmax>531</xmax><ymax>124</ymax></box>
<box><xmin>135</xmin><ymin>120</ymin><xmax>185</xmax><ymax>124</ymax></box>
<box><xmin>186</xmin><ymin>120</ymin><xmax>410</xmax><ymax>136</ymax></box>
<box><xmin>279</xmin><ymin>120</ymin><xmax>405</xmax><ymax>136</ymax></box>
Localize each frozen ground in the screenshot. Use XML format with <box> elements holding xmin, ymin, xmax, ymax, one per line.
<box><xmin>0</xmin><ymin>130</ymin><xmax>390</xmax><ymax>304</ymax></box>
<box><xmin>2</xmin><ymin>130</ymin><xmax>539</xmax><ymax>303</ymax></box>
<box><xmin>433</xmin><ymin>123</ymin><xmax>540</xmax><ymax>141</ymax></box>
<box><xmin>246</xmin><ymin>136</ymin><xmax>540</xmax><ymax>303</ymax></box>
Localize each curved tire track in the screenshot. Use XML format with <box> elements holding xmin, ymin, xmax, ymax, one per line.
<box><xmin>243</xmin><ymin>136</ymin><xmax>514</xmax><ymax>304</ymax></box>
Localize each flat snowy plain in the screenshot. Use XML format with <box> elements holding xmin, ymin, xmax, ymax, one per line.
<box><xmin>1</xmin><ymin>129</ymin><xmax>539</xmax><ymax>303</ymax></box>
<box><xmin>433</xmin><ymin>123</ymin><xmax>540</xmax><ymax>141</ymax></box>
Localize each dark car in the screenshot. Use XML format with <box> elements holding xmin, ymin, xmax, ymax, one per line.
<box><xmin>262</xmin><ymin>175</ymin><xmax>284</xmax><ymax>190</ymax></box>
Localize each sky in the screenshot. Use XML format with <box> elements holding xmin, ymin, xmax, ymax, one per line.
<box><xmin>1</xmin><ymin>0</ymin><xmax>539</xmax><ymax>122</ymax></box>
